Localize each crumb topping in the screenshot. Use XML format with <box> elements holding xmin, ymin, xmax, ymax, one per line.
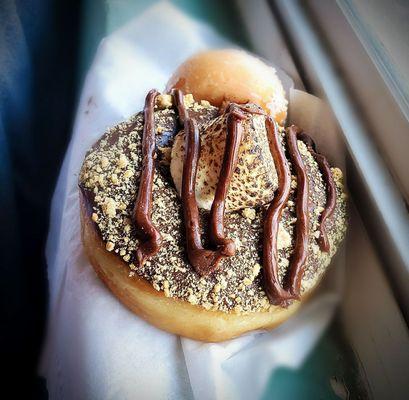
<box><xmin>79</xmin><ymin>96</ymin><xmax>347</xmax><ymax>313</ymax></box>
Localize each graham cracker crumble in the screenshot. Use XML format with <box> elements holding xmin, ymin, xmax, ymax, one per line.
<box><xmin>79</xmin><ymin>95</ymin><xmax>347</xmax><ymax>313</ymax></box>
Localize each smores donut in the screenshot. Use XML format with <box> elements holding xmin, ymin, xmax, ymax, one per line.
<box><xmin>79</xmin><ymin>55</ymin><xmax>347</xmax><ymax>342</ymax></box>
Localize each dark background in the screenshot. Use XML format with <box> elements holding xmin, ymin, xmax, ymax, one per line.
<box><xmin>0</xmin><ymin>1</ymin><xmax>81</xmax><ymax>397</ymax></box>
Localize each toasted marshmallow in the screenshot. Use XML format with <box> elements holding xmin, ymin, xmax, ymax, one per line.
<box><xmin>170</xmin><ymin>109</ymin><xmax>278</xmax><ymax>211</ymax></box>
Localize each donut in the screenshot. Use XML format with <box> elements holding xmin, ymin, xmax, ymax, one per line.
<box><xmin>79</xmin><ymin>89</ymin><xmax>347</xmax><ymax>342</ymax></box>
<box><xmin>166</xmin><ymin>49</ymin><xmax>288</xmax><ymax>124</ymax></box>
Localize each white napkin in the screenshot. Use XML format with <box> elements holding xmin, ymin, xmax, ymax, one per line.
<box><xmin>40</xmin><ymin>2</ymin><xmax>344</xmax><ymax>399</ymax></box>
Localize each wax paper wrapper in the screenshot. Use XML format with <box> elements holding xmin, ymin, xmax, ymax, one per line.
<box><xmin>40</xmin><ymin>2</ymin><xmax>345</xmax><ymax>399</ymax></box>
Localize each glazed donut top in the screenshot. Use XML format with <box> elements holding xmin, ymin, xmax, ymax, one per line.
<box><xmin>79</xmin><ymin>90</ymin><xmax>347</xmax><ymax>313</ymax></box>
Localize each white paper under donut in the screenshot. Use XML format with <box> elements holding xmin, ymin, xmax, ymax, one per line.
<box><xmin>39</xmin><ymin>2</ymin><xmax>345</xmax><ymax>399</ymax></box>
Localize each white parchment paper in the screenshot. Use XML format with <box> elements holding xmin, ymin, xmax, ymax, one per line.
<box><xmin>40</xmin><ymin>3</ymin><xmax>345</xmax><ymax>399</ymax></box>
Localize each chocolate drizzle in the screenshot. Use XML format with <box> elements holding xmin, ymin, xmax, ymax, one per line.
<box><xmin>132</xmin><ymin>88</ymin><xmax>337</xmax><ymax>304</ymax></box>
<box><xmin>173</xmin><ymin>89</ymin><xmax>225</xmax><ymax>274</ymax></box>
<box><xmin>262</xmin><ymin>122</ymin><xmax>339</xmax><ymax>304</ymax></box>
<box><xmin>285</xmin><ymin>126</ymin><xmax>309</xmax><ymax>297</ymax></box>
<box><xmin>297</xmin><ymin>132</ymin><xmax>336</xmax><ymax>252</ymax></box>
<box><xmin>262</xmin><ymin>123</ymin><xmax>310</xmax><ymax>303</ymax></box>
<box><xmin>263</xmin><ymin>118</ymin><xmax>295</xmax><ymax>304</ymax></box>
<box><xmin>209</xmin><ymin>105</ymin><xmax>246</xmax><ymax>256</ymax></box>
<box><xmin>133</xmin><ymin>89</ymin><xmax>163</xmax><ymax>266</ymax></box>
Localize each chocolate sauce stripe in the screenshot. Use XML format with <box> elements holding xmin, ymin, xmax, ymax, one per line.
<box><xmin>285</xmin><ymin>126</ymin><xmax>309</xmax><ymax>297</ymax></box>
<box><xmin>209</xmin><ymin>106</ymin><xmax>246</xmax><ymax>257</ymax></box>
<box><xmin>173</xmin><ymin>89</ymin><xmax>223</xmax><ymax>275</ymax></box>
<box><xmin>133</xmin><ymin>89</ymin><xmax>163</xmax><ymax>266</ymax></box>
<box><xmin>263</xmin><ymin>118</ymin><xmax>296</xmax><ymax>305</ymax></box>
<box><xmin>180</xmin><ymin>114</ymin><xmax>223</xmax><ymax>275</ymax></box>
<box><xmin>315</xmin><ymin>153</ymin><xmax>336</xmax><ymax>252</ymax></box>
<box><xmin>132</xmin><ymin>88</ymin><xmax>336</xmax><ymax>306</ymax></box>
<box><xmin>297</xmin><ymin>132</ymin><xmax>336</xmax><ymax>252</ymax></box>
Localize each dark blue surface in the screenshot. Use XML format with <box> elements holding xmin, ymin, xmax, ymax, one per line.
<box><xmin>0</xmin><ymin>1</ymin><xmax>81</xmax><ymax>397</ymax></box>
